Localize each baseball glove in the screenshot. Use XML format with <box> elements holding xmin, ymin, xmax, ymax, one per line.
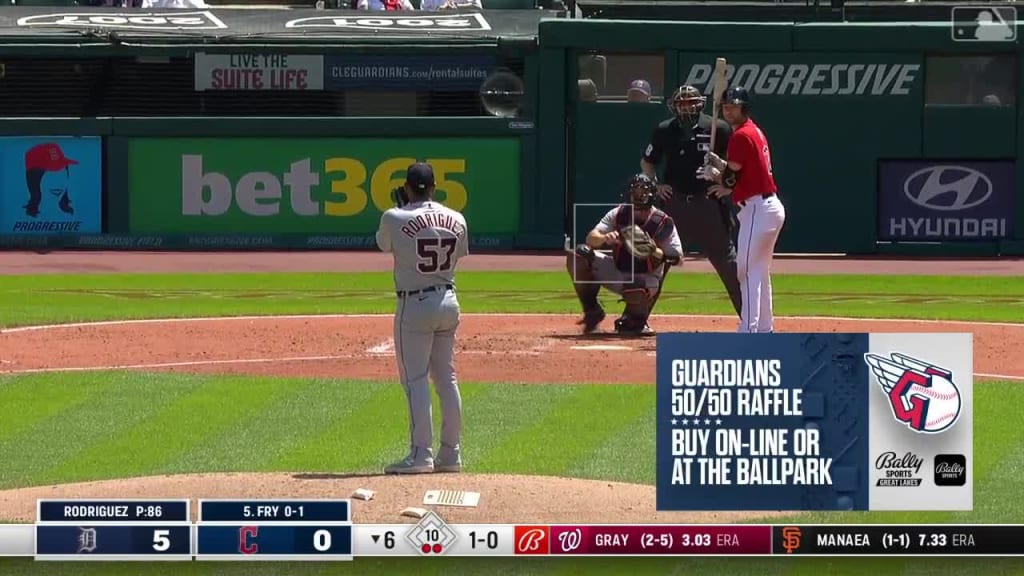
<box><xmin>621</xmin><ymin>225</ymin><xmax>658</xmax><ymax>260</ymax></box>
<box><xmin>391</xmin><ymin>186</ymin><xmax>410</xmax><ymax>208</ymax></box>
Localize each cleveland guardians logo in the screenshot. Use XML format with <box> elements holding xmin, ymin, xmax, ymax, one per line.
<box><xmin>238</xmin><ymin>525</ymin><xmax>259</xmax><ymax>554</ymax></box>
<box><xmin>23</xmin><ymin>142</ymin><xmax>77</xmax><ymax>218</ymax></box>
<box><xmin>863</xmin><ymin>352</ymin><xmax>962</xmax><ymax>434</ymax></box>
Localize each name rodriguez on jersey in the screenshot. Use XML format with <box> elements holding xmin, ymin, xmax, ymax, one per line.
<box><xmin>672</xmin><ymin>359</ymin><xmax>781</xmax><ymax>387</ymax></box>
<box><xmin>400</xmin><ymin>211</ymin><xmax>467</xmax><ymax>239</ymax></box>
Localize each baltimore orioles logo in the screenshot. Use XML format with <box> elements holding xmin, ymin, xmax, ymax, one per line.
<box><xmin>863</xmin><ymin>352</ymin><xmax>963</xmax><ymax>434</ymax></box>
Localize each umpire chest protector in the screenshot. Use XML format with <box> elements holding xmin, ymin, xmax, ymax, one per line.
<box><xmin>612</xmin><ymin>207</ymin><xmax>671</xmax><ymax>273</ymax></box>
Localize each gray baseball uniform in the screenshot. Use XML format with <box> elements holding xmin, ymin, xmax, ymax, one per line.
<box><xmin>376</xmin><ymin>199</ymin><xmax>469</xmax><ymax>468</ymax></box>
<box><xmin>587</xmin><ymin>205</ymin><xmax>683</xmax><ymax>293</ymax></box>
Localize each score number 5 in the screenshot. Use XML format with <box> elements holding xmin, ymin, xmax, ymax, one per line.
<box><xmin>153</xmin><ymin>530</ymin><xmax>170</xmax><ymax>551</ymax></box>
<box><xmin>324</xmin><ymin>157</ymin><xmax>468</xmax><ymax>216</ymax></box>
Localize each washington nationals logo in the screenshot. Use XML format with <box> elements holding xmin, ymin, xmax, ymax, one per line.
<box><xmin>863</xmin><ymin>352</ymin><xmax>962</xmax><ymax>434</ymax></box>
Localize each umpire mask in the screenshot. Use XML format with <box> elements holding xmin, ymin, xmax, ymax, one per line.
<box><xmin>669</xmin><ymin>85</ymin><xmax>705</xmax><ymax>125</ymax></box>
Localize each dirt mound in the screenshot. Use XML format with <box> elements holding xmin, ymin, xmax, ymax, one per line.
<box><xmin>0</xmin><ymin>473</ymin><xmax>788</xmax><ymax>525</ymax></box>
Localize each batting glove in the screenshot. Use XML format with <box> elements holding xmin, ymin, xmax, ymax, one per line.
<box><xmin>704</xmin><ymin>152</ymin><xmax>726</xmax><ymax>171</ymax></box>
<box><xmin>696</xmin><ymin>165</ymin><xmax>721</xmax><ymax>182</ymax></box>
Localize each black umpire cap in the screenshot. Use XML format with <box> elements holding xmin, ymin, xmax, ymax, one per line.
<box><xmin>406</xmin><ymin>162</ymin><xmax>435</xmax><ymax>191</ymax></box>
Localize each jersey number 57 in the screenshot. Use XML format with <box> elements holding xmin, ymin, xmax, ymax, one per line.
<box><xmin>417</xmin><ymin>237</ymin><xmax>457</xmax><ymax>273</ymax></box>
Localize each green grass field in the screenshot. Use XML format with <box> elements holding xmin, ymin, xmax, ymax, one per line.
<box><xmin>1</xmin><ymin>271</ymin><xmax>1022</xmax><ymax>575</ymax></box>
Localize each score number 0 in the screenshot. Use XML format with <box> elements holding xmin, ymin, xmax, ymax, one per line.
<box><xmin>325</xmin><ymin>157</ymin><xmax>468</xmax><ymax>217</ymax></box>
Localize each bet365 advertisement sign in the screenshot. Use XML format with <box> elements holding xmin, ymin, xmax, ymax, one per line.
<box><xmin>126</xmin><ymin>138</ymin><xmax>520</xmax><ymax>234</ymax></box>
<box><xmin>656</xmin><ymin>333</ymin><xmax>973</xmax><ymax>511</ymax></box>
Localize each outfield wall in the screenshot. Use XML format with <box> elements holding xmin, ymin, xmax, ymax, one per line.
<box><xmin>0</xmin><ymin>11</ymin><xmax>1020</xmax><ymax>255</ymax></box>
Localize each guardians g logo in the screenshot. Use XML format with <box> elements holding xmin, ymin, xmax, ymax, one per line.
<box><xmin>863</xmin><ymin>352</ymin><xmax>963</xmax><ymax>434</ymax></box>
<box><xmin>24</xmin><ymin>142</ymin><xmax>77</xmax><ymax>218</ymax></box>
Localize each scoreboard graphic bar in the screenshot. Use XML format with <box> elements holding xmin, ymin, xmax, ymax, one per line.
<box><xmin>195</xmin><ymin>498</ymin><xmax>353</xmax><ymax>561</ymax></box>
<box><xmin>34</xmin><ymin>499</ymin><xmax>192</xmax><ymax>561</ymax></box>
<box><xmin>9</xmin><ymin>500</ymin><xmax>1024</xmax><ymax>560</ymax></box>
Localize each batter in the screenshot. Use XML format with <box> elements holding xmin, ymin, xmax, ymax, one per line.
<box><xmin>699</xmin><ymin>87</ymin><xmax>787</xmax><ymax>333</ymax></box>
<box><xmin>375</xmin><ymin>162</ymin><xmax>469</xmax><ymax>474</ymax></box>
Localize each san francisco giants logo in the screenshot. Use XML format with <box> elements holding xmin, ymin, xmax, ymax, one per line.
<box><xmin>514</xmin><ymin>526</ymin><xmax>549</xmax><ymax>554</ymax></box>
<box><xmin>781</xmin><ymin>526</ymin><xmax>802</xmax><ymax>554</ymax></box>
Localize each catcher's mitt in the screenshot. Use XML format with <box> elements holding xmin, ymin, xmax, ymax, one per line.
<box><xmin>621</xmin><ymin>225</ymin><xmax>658</xmax><ymax>260</ymax></box>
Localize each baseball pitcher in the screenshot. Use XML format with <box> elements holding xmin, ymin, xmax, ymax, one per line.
<box><xmin>567</xmin><ymin>173</ymin><xmax>683</xmax><ymax>336</ymax></box>
<box><xmin>375</xmin><ymin>162</ymin><xmax>469</xmax><ymax>474</ymax></box>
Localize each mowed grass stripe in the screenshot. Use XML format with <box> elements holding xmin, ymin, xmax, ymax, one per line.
<box><xmin>42</xmin><ymin>375</ymin><xmax>297</xmax><ymax>483</ymax></box>
<box><xmin>162</xmin><ymin>378</ymin><xmax>383</xmax><ymax>474</ymax></box>
<box><xmin>954</xmin><ymin>441</ymin><xmax>1024</xmax><ymax>524</ymax></box>
<box><xmin>0</xmin><ymin>374</ymin><xmax>112</xmax><ymax>444</ymax></box>
<box><xmin>566</xmin><ymin>409</ymin><xmax>655</xmax><ymax>485</ymax></box>
<box><xmin>473</xmin><ymin>386</ymin><xmax>654</xmax><ymax>477</ymax></box>
<box><xmin>761</xmin><ymin>381</ymin><xmax>1024</xmax><ymax>527</ymax></box>
<box><xmin>269</xmin><ymin>381</ymin><xmax>488</xmax><ymax>473</ymax></box>
<box><xmin>950</xmin><ymin>383</ymin><xmax>1024</xmax><ymax>524</ymax></box>
<box><xmin>0</xmin><ymin>372</ymin><xmax>203</xmax><ymax>489</ymax></box>
<box><xmin>5</xmin><ymin>272</ymin><xmax>1024</xmax><ymax>327</ymax></box>
<box><xmin>455</xmin><ymin>384</ymin><xmax>578</xmax><ymax>470</ymax></box>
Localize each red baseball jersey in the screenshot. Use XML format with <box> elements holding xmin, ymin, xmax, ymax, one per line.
<box><xmin>726</xmin><ymin>118</ymin><xmax>777</xmax><ymax>205</ymax></box>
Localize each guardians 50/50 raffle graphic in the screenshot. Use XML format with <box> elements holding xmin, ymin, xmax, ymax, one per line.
<box><xmin>655</xmin><ymin>333</ymin><xmax>973</xmax><ymax>511</ymax></box>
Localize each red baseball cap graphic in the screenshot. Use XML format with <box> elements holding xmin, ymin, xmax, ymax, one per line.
<box><xmin>25</xmin><ymin>142</ymin><xmax>78</xmax><ymax>172</ymax></box>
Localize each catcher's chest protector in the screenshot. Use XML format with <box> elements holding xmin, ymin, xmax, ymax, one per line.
<box><xmin>613</xmin><ymin>208</ymin><xmax>670</xmax><ymax>273</ymax></box>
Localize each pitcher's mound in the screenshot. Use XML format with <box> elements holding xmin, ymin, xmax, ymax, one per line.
<box><xmin>0</xmin><ymin>472</ymin><xmax>788</xmax><ymax>524</ymax></box>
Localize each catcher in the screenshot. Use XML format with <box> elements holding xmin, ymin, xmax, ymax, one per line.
<box><xmin>567</xmin><ymin>173</ymin><xmax>683</xmax><ymax>336</ymax></box>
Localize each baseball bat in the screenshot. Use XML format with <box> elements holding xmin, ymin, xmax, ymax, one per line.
<box><xmin>709</xmin><ymin>57</ymin><xmax>728</xmax><ymax>155</ymax></box>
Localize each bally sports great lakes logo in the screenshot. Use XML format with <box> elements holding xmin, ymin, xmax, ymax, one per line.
<box><xmin>863</xmin><ymin>352</ymin><xmax>963</xmax><ymax>434</ymax></box>
<box><xmin>874</xmin><ymin>451</ymin><xmax>924</xmax><ymax>487</ymax></box>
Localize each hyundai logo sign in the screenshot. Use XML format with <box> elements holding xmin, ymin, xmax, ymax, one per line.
<box><xmin>903</xmin><ymin>165</ymin><xmax>993</xmax><ymax>211</ymax></box>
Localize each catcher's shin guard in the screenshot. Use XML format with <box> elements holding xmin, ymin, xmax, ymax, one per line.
<box><xmin>567</xmin><ymin>245</ymin><xmax>604</xmax><ymax>332</ymax></box>
<box><xmin>615</xmin><ymin>283</ymin><xmax>653</xmax><ymax>335</ymax></box>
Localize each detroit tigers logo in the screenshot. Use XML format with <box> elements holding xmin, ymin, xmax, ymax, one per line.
<box><xmin>863</xmin><ymin>352</ymin><xmax>962</xmax><ymax>434</ymax></box>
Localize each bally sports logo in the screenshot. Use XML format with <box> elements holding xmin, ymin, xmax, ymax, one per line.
<box><xmin>863</xmin><ymin>352</ymin><xmax>963</xmax><ymax>434</ymax></box>
<box><xmin>514</xmin><ymin>526</ymin><xmax>549</xmax><ymax>554</ymax></box>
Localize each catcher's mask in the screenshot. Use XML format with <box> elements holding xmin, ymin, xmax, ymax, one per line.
<box><xmin>668</xmin><ymin>85</ymin><xmax>705</xmax><ymax>124</ymax></box>
<box><xmin>624</xmin><ymin>173</ymin><xmax>657</xmax><ymax>213</ymax></box>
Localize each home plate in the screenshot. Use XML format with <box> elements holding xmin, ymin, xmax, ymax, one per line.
<box><xmin>570</xmin><ymin>345</ymin><xmax>633</xmax><ymax>351</ymax></box>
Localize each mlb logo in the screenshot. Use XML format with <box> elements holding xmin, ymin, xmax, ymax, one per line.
<box><xmin>951</xmin><ymin>6</ymin><xmax>1017</xmax><ymax>42</ymax></box>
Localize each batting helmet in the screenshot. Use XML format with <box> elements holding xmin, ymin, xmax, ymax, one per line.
<box><xmin>723</xmin><ymin>86</ymin><xmax>751</xmax><ymax>111</ymax></box>
<box><xmin>624</xmin><ymin>173</ymin><xmax>657</xmax><ymax>209</ymax></box>
<box><xmin>668</xmin><ymin>85</ymin><xmax>705</xmax><ymax>123</ymax></box>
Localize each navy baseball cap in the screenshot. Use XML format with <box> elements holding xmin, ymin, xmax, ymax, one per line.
<box><xmin>628</xmin><ymin>79</ymin><xmax>652</xmax><ymax>96</ymax></box>
<box><xmin>406</xmin><ymin>162</ymin><xmax>435</xmax><ymax>190</ymax></box>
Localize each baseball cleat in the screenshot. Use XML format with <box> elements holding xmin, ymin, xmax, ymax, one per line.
<box><xmin>577</xmin><ymin>308</ymin><xmax>606</xmax><ymax>334</ymax></box>
<box><xmin>614</xmin><ymin>318</ymin><xmax>656</xmax><ymax>337</ymax></box>
<box><xmin>384</xmin><ymin>456</ymin><xmax>434</xmax><ymax>475</ymax></box>
<box><xmin>434</xmin><ymin>460</ymin><xmax>462</xmax><ymax>473</ymax></box>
